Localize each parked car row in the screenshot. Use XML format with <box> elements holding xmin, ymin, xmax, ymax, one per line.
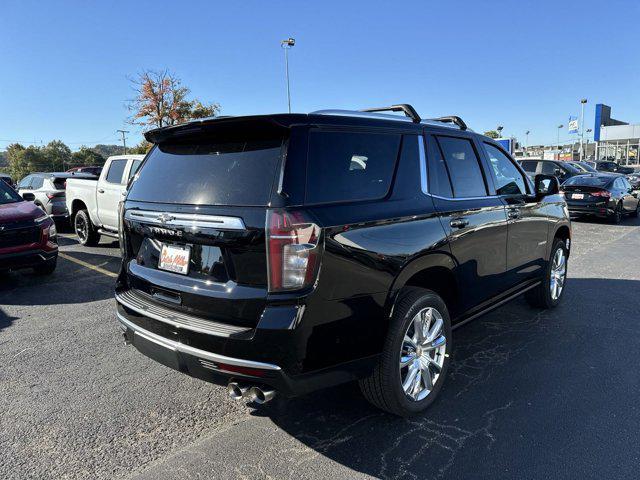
<box><xmin>518</xmin><ymin>159</ymin><xmax>640</xmax><ymax>223</ymax></box>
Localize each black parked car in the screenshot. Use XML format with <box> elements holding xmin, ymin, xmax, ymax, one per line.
<box><xmin>595</xmin><ymin>161</ymin><xmax>634</xmax><ymax>175</ymax></box>
<box><xmin>519</xmin><ymin>159</ymin><xmax>583</xmax><ymax>183</ymax></box>
<box><xmin>116</xmin><ymin>104</ymin><xmax>570</xmax><ymax>416</ymax></box>
<box><xmin>562</xmin><ymin>173</ymin><xmax>640</xmax><ymax>223</ymax></box>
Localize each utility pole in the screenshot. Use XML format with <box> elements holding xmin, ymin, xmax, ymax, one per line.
<box><xmin>579</xmin><ymin>98</ymin><xmax>587</xmax><ymax>161</ymax></box>
<box><xmin>280</xmin><ymin>38</ymin><xmax>295</xmax><ymax>113</ymax></box>
<box><xmin>117</xmin><ymin>129</ymin><xmax>129</xmax><ymax>155</ymax></box>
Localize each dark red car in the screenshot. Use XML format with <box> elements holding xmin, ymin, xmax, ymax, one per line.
<box><xmin>0</xmin><ymin>180</ymin><xmax>58</xmax><ymax>275</ymax></box>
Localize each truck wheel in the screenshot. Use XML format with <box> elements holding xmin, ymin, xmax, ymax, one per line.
<box><xmin>359</xmin><ymin>287</ymin><xmax>452</xmax><ymax>417</ymax></box>
<box><xmin>525</xmin><ymin>238</ymin><xmax>568</xmax><ymax>309</ymax></box>
<box><xmin>74</xmin><ymin>209</ymin><xmax>100</xmax><ymax>246</ymax></box>
<box><xmin>34</xmin><ymin>257</ymin><xmax>57</xmax><ymax>275</ymax></box>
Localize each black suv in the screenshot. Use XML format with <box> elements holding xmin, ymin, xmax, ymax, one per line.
<box><xmin>519</xmin><ymin>159</ymin><xmax>583</xmax><ymax>183</ymax></box>
<box><xmin>116</xmin><ymin>104</ymin><xmax>570</xmax><ymax>416</ymax></box>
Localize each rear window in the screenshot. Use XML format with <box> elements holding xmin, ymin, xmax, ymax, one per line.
<box><xmin>563</xmin><ymin>176</ymin><xmax>611</xmax><ymax>187</ymax></box>
<box><xmin>127</xmin><ymin>138</ymin><xmax>284</xmax><ymax>206</ymax></box>
<box><xmin>305</xmin><ymin>131</ymin><xmax>400</xmax><ymax>204</ymax></box>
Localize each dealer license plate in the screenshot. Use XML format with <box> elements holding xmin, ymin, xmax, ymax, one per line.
<box><xmin>571</xmin><ymin>193</ymin><xmax>584</xmax><ymax>199</ymax></box>
<box><xmin>158</xmin><ymin>243</ymin><xmax>191</xmax><ymax>275</ymax></box>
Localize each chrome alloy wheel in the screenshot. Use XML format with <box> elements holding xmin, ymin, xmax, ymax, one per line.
<box><xmin>550</xmin><ymin>247</ymin><xmax>567</xmax><ymax>300</ymax></box>
<box><xmin>400</xmin><ymin>307</ymin><xmax>447</xmax><ymax>401</ymax></box>
<box><xmin>75</xmin><ymin>215</ymin><xmax>88</xmax><ymax>243</ymax></box>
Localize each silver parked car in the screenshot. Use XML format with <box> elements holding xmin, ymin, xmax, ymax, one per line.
<box><xmin>17</xmin><ymin>172</ymin><xmax>97</xmax><ymax>220</ymax></box>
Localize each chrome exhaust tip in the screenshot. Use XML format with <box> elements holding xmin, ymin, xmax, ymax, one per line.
<box><xmin>227</xmin><ymin>382</ymin><xmax>249</xmax><ymax>400</ymax></box>
<box><xmin>248</xmin><ymin>386</ymin><xmax>276</xmax><ymax>404</ymax></box>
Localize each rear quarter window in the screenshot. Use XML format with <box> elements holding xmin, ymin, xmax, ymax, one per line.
<box><xmin>305</xmin><ymin>131</ymin><xmax>401</xmax><ymax>204</ymax></box>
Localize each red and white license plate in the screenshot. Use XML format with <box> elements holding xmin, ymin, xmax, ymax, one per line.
<box><xmin>571</xmin><ymin>193</ymin><xmax>584</xmax><ymax>199</ymax></box>
<box><xmin>158</xmin><ymin>244</ymin><xmax>191</xmax><ymax>275</ymax></box>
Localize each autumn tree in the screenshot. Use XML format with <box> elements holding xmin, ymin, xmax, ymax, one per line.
<box><xmin>130</xmin><ymin>139</ymin><xmax>153</xmax><ymax>154</ymax></box>
<box><xmin>127</xmin><ymin>70</ymin><xmax>220</xmax><ymax>128</ymax></box>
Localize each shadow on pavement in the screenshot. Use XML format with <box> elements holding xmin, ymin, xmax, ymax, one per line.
<box><xmin>252</xmin><ymin>278</ymin><xmax>640</xmax><ymax>479</ymax></box>
<box><xmin>0</xmin><ymin>251</ymin><xmax>118</xmax><ymax>306</ymax></box>
<box><xmin>0</xmin><ymin>306</ymin><xmax>19</xmax><ymax>332</ymax></box>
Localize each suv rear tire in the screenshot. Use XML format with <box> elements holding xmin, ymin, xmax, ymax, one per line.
<box><xmin>525</xmin><ymin>238</ymin><xmax>568</xmax><ymax>309</ymax></box>
<box><xmin>74</xmin><ymin>209</ymin><xmax>100</xmax><ymax>246</ymax></box>
<box><xmin>359</xmin><ymin>287</ymin><xmax>452</xmax><ymax>416</ymax></box>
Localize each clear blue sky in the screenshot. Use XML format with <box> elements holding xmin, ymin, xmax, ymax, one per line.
<box><xmin>1</xmin><ymin>0</ymin><xmax>638</xmax><ymax>150</ymax></box>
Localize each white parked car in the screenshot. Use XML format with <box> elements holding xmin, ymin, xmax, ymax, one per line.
<box><xmin>66</xmin><ymin>155</ymin><xmax>144</xmax><ymax>246</ymax></box>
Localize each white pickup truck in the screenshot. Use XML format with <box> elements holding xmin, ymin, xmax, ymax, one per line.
<box><xmin>66</xmin><ymin>155</ymin><xmax>144</xmax><ymax>246</ymax></box>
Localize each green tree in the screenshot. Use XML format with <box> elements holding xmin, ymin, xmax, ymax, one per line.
<box><xmin>484</xmin><ymin>130</ymin><xmax>500</xmax><ymax>139</ymax></box>
<box><xmin>43</xmin><ymin>140</ymin><xmax>72</xmax><ymax>171</ymax></box>
<box><xmin>7</xmin><ymin>143</ymin><xmax>48</xmax><ymax>180</ymax></box>
<box><xmin>130</xmin><ymin>140</ymin><xmax>153</xmax><ymax>154</ymax></box>
<box><xmin>71</xmin><ymin>146</ymin><xmax>106</xmax><ymax>167</ymax></box>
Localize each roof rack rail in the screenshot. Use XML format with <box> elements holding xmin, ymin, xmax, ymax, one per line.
<box><xmin>361</xmin><ymin>104</ymin><xmax>421</xmax><ymax>123</ymax></box>
<box><xmin>428</xmin><ymin>116</ymin><xmax>468</xmax><ymax>131</ymax></box>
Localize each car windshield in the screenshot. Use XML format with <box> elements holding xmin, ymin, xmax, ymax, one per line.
<box><xmin>563</xmin><ymin>175</ymin><xmax>612</xmax><ymax>187</ymax></box>
<box><xmin>0</xmin><ymin>180</ymin><xmax>22</xmax><ymax>204</ymax></box>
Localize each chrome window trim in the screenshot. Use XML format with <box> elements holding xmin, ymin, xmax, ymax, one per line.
<box><xmin>430</xmin><ymin>193</ymin><xmax>499</xmax><ymax>201</ymax></box>
<box><xmin>117</xmin><ymin>312</ymin><xmax>281</xmax><ymax>371</ymax></box>
<box><xmin>124</xmin><ymin>210</ymin><xmax>245</xmax><ymax>230</ymax></box>
<box><xmin>419</xmin><ymin>135</ymin><xmax>428</xmax><ymax>194</ymax></box>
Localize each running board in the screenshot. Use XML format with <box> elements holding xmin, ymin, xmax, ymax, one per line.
<box><xmin>452</xmin><ymin>281</ymin><xmax>540</xmax><ymax>330</ymax></box>
<box><xmin>97</xmin><ymin>229</ymin><xmax>118</xmax><ymax>238</ymax></box>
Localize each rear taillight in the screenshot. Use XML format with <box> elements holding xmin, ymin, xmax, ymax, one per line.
<box><xmin>266</xmin><ymin>209</ymin><xmax>321</xmax><ymax>292</ymax></box>
<box><xmin>591</xmin><ymin>190</ymin><xmax>611</xmax><ymax>198</ymax></box>
<box><xmin>46</xmin><ymin>192</ymin><xmax>65</xmax><ymax>200</ymax></box>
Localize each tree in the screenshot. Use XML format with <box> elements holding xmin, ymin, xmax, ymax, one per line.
<box><xmin>43</xmin><ymin>140</ymin><xmax>72</xmax><ymax>171</ymax></box>
<box><xmin>130</xmin><ymin>140</ymin><xmax>153</xmax><ymax>154</ymax></box>
<box><xmin>6</xmin><ymin>143</ymin><xmax>48</xmax><ymax>180</ymax></box>
<box><xmin>71</xmin><ymin>146</ymin><xmax>106</xmax><ymax>167</ymax></box>
<box><xmin>127</xmin><ymin>69</ymin><xmax>221</xmax><ymax>128</ymax></box>
<box><xmin>484</xmin><ymin>130</ymin><xmax>500</xmax><ymax>139</ymax></box>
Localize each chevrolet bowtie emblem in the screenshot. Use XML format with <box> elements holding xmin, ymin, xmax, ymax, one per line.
<box><xmin>157</xmin><ymin>213</ymin><xmax>175</xmax><ymax>225</ymax></box>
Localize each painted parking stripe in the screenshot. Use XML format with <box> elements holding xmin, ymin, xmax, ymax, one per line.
<box><xmin>58</xmin><ymin>252</ymin><xmax>118</xmax><ymax>278</ymax></box>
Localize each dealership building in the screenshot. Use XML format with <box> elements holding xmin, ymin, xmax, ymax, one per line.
<box><xmin>594</xmin><ymin>104</ymin><xmax>639</xmax><ymax>166</ymax></box>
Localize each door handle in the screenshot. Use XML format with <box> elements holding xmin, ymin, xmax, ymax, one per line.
<box><xmin>450</xmin><ymin>218</ymin><xmax>469</xmax><ymax>229</ymax></box>
<box><xmin>507</xmin><ymin>209</ymin><xmax>520</xmax><ymax>219</ymax></box>
<box><xmin>98</xmin><ymin>189</ymin><xmax>105</xmax><ymax>193</ymax></box>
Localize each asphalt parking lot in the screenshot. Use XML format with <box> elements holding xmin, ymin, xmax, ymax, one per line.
<box><xmin>2</xmin><ymin>218</ymin><xmax>640</xmax><ymax>480</ymax></box>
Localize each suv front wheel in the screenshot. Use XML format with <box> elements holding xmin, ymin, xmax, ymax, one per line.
<box><xmin>360</xmin><ymin>287</ymin><xmax>452</xmax><ymax>416</ymax></box>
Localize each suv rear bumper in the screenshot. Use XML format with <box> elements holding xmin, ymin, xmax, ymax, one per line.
<box><xmin>116</xmin><ymin>296</ymin><xmax>378</xmax><ymax>397</ymax></box>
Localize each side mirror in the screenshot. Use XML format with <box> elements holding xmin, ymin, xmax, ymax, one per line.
<box><xmin>22</xmin><ymin>192</ymin><xmax>36</xmax><ymax>202</ymax></box>
<box><xmin>534</xmin><ymin>174</ymin><xmax>559</xmax><ymax>197</ymax></box>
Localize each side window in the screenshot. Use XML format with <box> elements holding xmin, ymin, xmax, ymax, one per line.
<box><xmin>623</xmin><ymin>178</ymin><xmax>632</xmax><ymax>190</ymax></box>
<box><xmin>31</xmin><ymin>176</ymin><xmax>44</xmax><ymax>189</ymax></box>
<box><xmin>305</xmin><ymin>131</ymin><xmax>401</xmax><ymax>204</ymax></box>
<box><xmin>426</xmin><ymin>135</ymin><xmax>453</xmax><ymax>197</ymax></box>
<box><xmin>128</xmin><ymin>160</ymin><xmax>142</xmax><ymax>181</ymax></box>
<box><xmin>540</xmin><ymin>162</ymin><xmax>557</xmax><ymax>175</ymax></box>
<box><xmin>435</xmin><ymin>136</ymin><xmax>487</xmax><ymax>198</ymax></box>
<box><xmin>520</xmin><ymin>160</ymin><xmax>537</xmax><ymax>173</ymax></box>
<box><xmin>18</xmin><ymin>176</ymin><xmax>33</xmax><ymax>189</ymax></box>
<box><xmin>105</xmin><ymin>159</ymin><xmax>127</xmax><ymax>184</ymax></box>
<box><xmin>483</xmin><ymin>143</ymin><xmax>527</xmax><ymax>195</ymax></box>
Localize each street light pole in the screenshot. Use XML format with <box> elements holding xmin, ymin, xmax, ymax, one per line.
<box><xmin>580</xmin><ymin>98</ymin><xmax>587</xmax><ymax>161</ymax></box>
<box><xmin>281</xmin><ymin>37</ymin><xmax>295</xmax><ymax>113</ymax></box>
<box><xmin>525</xmin><ymin>130</ymin><xmax>530</xmax><ymax>155</ymax></box>
<box><xmin>496</xmin><ymin>125</ymin><xmax>504</xmax><ymax>138</ymax></box>
<box><xmin>557</xmin><ymin>124</ymin><xmax>564</xmax><ymax>160</ymax></box>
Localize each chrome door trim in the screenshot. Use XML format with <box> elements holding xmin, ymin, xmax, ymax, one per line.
<box><xmin>124</xmin><ymin>209</ymin><xmax>246</xmax><ymax>230</ymax></box>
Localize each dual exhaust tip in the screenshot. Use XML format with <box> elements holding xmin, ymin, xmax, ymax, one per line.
<box><xmin>227</xmin><ymin>382</ymin><xmax>276</xmax><ymax>404</ymax></box>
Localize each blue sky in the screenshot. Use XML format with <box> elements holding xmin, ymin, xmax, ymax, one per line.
<box><xmin>1</xmin><ymin>0</ymin><xmax>638</xmax><ymax>150</ymax></box>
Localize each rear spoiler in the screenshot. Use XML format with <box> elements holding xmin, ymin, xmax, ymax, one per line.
<box><xmin>144</xmin><ymin>114</ymin><xmax>305</xmax><ymax>144</ymax></box>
